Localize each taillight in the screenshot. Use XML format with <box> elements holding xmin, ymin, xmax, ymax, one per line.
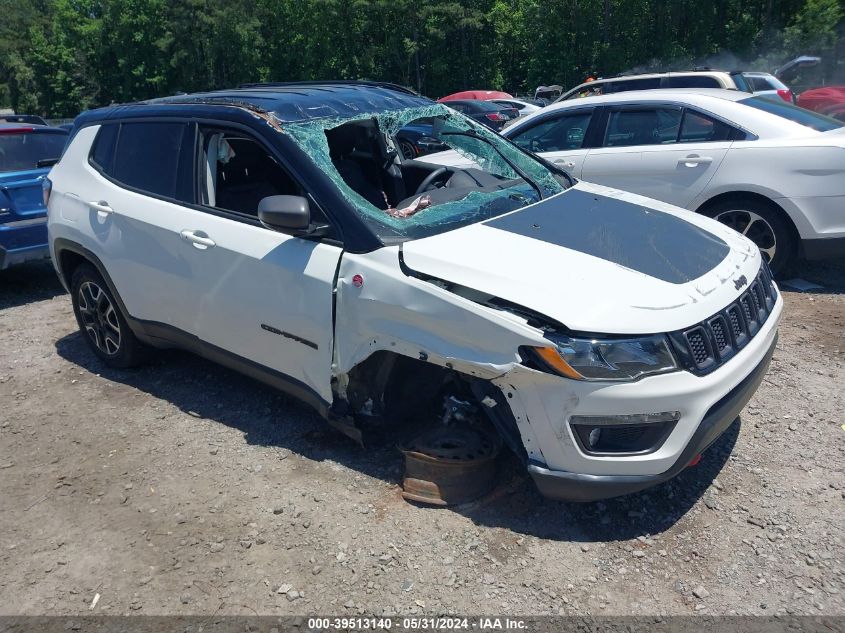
<box><xmin>42</xmin><ymin>176</ymin><xmax>52</xmax><ymax>207</ymax></box>
<box><xmin>485</xmin><ymin>113</ymin><xmax>504</xmax><ymax>121</ymax></box>
<box><xmin>0</xmin><ymin>126</ymin><xmax>34</xmax><ymax>135</ymax></box>
<box><xmin>777</xmin><ymin>89</ymin><xmax>793</xmax><ymax>103</ymax></box>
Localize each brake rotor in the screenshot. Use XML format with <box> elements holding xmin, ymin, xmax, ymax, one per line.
<box><xmin>400</xmin><ymin>426</ymin><xmax>500</xmax><ymax>506</ymax></box>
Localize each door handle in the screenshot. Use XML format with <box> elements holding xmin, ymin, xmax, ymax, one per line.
<box><xmin>180</xmin><ymin>230</ymin><xmax>216</xmax><ymax>249</ymax></box>
<box><xmin>554</xmin><ymin>159</ymin><xmax>576</xmax><ymax>169</ymax></box>
<box><xmin>88</xmin><ymin>200</ymin><xmax>114</xmax><ymax>215</ymax></box>
<box><xmin>679</xmin><ymin>155</ymin><xmax>713</xmax><ymax>168</ymax></box>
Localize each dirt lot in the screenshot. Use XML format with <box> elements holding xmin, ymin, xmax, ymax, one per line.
<box><xmin>0</xmin><ymin>258</ymin><xmax>843</xmax><ymax>617</ymax></box>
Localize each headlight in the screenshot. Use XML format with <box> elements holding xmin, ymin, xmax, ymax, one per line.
<box><xmin>529</xmin><ymin>333</ymin><xmax>679</xmax><ymax>381</ymax></box>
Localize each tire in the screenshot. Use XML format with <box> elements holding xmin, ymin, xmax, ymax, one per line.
<box><xmin>70</xmin><ymin>263</ymin><xmax>147</xmax><ymax>368</ymax></box>
<box><xmin>701</xmin><ymin>197</ymin><xmax>795</xmax><ymax>275</ymax></box>
<box><xmin>399</xmin><ymin>140</ymin><xmax>417</xmax><ymax>161</ymax></box>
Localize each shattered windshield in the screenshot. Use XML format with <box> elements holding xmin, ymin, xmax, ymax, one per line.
<box><xmin>281</xmin><ymin>104</ymin><xmax>568</xmax><ymax>241</ymax></box>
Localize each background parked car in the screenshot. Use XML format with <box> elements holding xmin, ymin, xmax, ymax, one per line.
<box><xmin>395</xmin><ymin>120</ymin><xmax>449</xmax><ymax>159</ymax></box>
<box><xmin>797</xmin><ymin>86</ymin><xmax>845</xmax><ymax>122</ymax></box>
<box><xmin>555</xmin><ymin>70</ymin><xmax>782</xmax><ymax>102</ymax></box>
<box><xmin>0</xmin><ymin>123</ymin><xmax>68</xmax><ymax>269</ymax></box>
<box><xmin>438</xmin><ymin>90</ymin><xmax>513</xmax><ymax>102</ymax></box>
<box><xmin>742</xmin><ymin>71</ymin><xmax>795</xmax><ymax>103</ymax></box>
<box><xmin>440</xmin><ymin>99</ymin><xmax>513</xmax><ymax>131</ymax></box>
<box><xmin>489</xmin><ymin>98</ymin><xmax>544</xmax><ymax>118</ymax></box>
<box><xmin>426</xmin><ymin>89</ymin><xmax>845</xmax><ymax>273</ymax></box>
<box><xmin>509</xmin><ymin>89</ymin><xmax>845</xmax><ymax>272</ymax></box>
<box><xmin>0</xmin><ymin>114</ymin><xmax>49</xmax><ymax>126</ymax></box>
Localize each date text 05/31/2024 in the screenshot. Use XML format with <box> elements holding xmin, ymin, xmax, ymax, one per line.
<box><xmin>307</xmin><ymin>617</ymin><xmax>528</xmax><ymax>630</ymax></box>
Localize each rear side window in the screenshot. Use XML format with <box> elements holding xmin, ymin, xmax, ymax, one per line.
<box><xmin>111</xmin><ymin>122</ymin><xmax>188</xmax><ymax>199</ymax></box>
<box><xmin>666</xmin><ymin>76</ymin><xmax>721</xmax><ymax>89</ymax></box>
<box><xmin>743</xmin><ymin>74</ymin><xmax>788</xmax><ymax>93</ymax></box>
<box><xmin>511</xmin><ymin>111</ymin><xmax>593</xmax><ymax>151</ymax></box>
<box><xmin>604</xmin><ymin>108</ymin><xmax>682</xmax><ymax>147</ymax></box>
<box><xmin>90</xmin><ymin>124</ymin><xmax>118</xmax><ymax>172</ymax></box>
<box><xmin>746</xmin><ymin>76</ymin><xmax>774</xmax><ymax>91</ymax></box>
<box><xmin>739</xmin><ymin>96</ymin><xmax>843</xmax><ymax>131</ymax></box>
<box><xmin>679</xmin><ymin>110</ymin><xmax>735</xmax><ymax>142</ymax></box>
<box><xmin>0</xmin><ymin>131</ymin><xmax>68</xmax><ymax>172</ymax></box>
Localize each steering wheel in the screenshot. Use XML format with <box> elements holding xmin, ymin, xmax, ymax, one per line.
<box><xmin>415</xmin><ymin>167</ymin><xmax>450</xmax><ymax>195</ymax></box>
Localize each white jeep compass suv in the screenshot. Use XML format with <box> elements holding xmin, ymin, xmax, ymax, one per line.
<box><xmin>46</xmin><ymin>81</ymin><xmax>782</xmax><ymax>502</ymax></box>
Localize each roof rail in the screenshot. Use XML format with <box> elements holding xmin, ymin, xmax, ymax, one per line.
<box><xmin>237</xmin><ymin>80</ymin><xmax>419</xmax><ymax>95</ymax></box>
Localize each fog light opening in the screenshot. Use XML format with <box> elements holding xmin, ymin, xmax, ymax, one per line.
<box><xmin>571</xmin><ymin>411</ymin><xmax>681</xmax><ymax>456</ymax></box>
<box><xmin>588</xmin><ymin>427</ymin><xmax>602</xmax><ymax>449</ymax></box>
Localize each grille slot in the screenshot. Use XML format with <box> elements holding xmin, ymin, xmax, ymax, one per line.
<box><xmin>710</xmin><ymin>316</ymin><xmax>729</xmax><ymax>354</ymax></box>
<box><xmin>669</xmin><ymin>266</ymin><xmax>776</xmax><ymax>375</ymax></box>
<box><xmin>728</xmin><ymin>305</ymin><xmax>744</xmax><ymax>339</ymax></box>
<box><xmin>685</xmin><ymin>327</ymin><xmax>711</xmax><ymax>366</ymax></box>
<box><xmin>741</xmin><ymin>294</ymin><xmax>754</xmax><ymax>323</ymax></box>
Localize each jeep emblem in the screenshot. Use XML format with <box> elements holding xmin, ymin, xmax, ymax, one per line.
<box><xmin>734</xmin><ymin>275</ymin><xmax>748</xmax><ymax>290</ymax></box>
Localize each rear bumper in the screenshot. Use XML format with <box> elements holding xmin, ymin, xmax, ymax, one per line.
<box><xmin>802</xmin><ymin>236</ymin><xmax>845</xmax><ymax>261</ymax></box>
<box><xmin>0</xmin><ymin>243</ymin><xmax>51</xmax><ymax>270</ymax></box>
<box><xmin>0</xmin><ymin>219</ymin><xmax>49</xmax><ymax>270</ymax></box>
<box><xmin>528</xmin><ymin>333</ymin><xmax>777</xmax><ymax>502</ymax></box>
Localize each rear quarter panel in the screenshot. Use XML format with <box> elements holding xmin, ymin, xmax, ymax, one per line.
<box><xmin>693</xmin><ymin>141</ymin><xmax>845</xmax><ymax>238</ymax></box>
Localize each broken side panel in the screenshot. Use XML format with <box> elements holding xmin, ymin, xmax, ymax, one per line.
<box><xmin>332</xmin><ymin>246</ymin><xmax>549</xmax><ymax>384</ymax></box>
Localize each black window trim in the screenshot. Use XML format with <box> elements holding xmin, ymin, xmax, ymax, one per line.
<box><xmin>84</xmin><ymin>115</ymin><xmax>346</xmax><ymax>248</ymax></box>
<box><xmin>600</xmin><ymin>103</ymin><xmax>683</xmax><ymax>148</ymax></box>
<box><xmin>86</xmin><ymin>116</ymin><xmax>195</xmax><ymax>207</ymax></box>
<box><xmin>192</xmin><ymin>121</ymin><xmax>339</xmax><ymax>244</ymax></box>
<box><xmin>592</xmin><ymin>101</ymin><xmax>757</xmax><ymax>148</ymax></box>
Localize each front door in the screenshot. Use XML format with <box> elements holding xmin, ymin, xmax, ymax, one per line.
<box><xmin>184</xmin><ymin>125</ymin><xmax>342</xmax><ymax>403</ymax></box>
<box><xmin>508</xmin><ymin>109</ymin><xmax>595</xmax><ymax>178</ymax></box>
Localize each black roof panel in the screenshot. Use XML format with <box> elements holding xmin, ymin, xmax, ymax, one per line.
<box><xmin>78</xmin><ymin>82</ymin><xmax>434</xmax><ymax>125</ymax></box>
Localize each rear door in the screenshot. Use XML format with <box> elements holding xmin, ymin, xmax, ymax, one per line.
<box><xmin>57</xmin><ymin>120</ymin><xmax>202</xmax><ymax>333</ymax></box>
<box><xmin>507</xmin><ymin>108</ymin><xmax>595</xmax><ymax>177</ymax></box>
<box><xmin>581</xmin><ymin>105</ymin><xmax>731</xmax><ymax>207</ymax></box>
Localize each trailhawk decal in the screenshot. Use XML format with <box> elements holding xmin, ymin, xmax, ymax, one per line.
<box><xmin>484</xmin><ymin>189</ymin><xmax>730</xmax><ymax>284</ymax></box>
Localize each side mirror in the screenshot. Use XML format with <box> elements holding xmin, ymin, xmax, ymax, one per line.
<box><xmin>258</xmin><ymin>195</ymin><xmax>311</xmax><ymax>233</ymax></box>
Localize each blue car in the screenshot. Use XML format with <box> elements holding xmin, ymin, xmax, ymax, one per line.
<box><xmin>0</xmin><ymin>123</ymin><xmax>68</xmax><ymax>270</ymax></box>
<box><xmin>396</xmin><ymin>120</ymin><xmax>449</xmax><ymax>160</ymax></box>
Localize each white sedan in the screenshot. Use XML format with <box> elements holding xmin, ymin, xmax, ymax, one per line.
<box><xmin>489</xmin><ymin>98</ymin><xmax>543</xmax><ymax>118</ymax></box>
<box><xmin>426</xmin><ymin>89</ymin><xmax>845</xmax><ymax>272</ymax></box>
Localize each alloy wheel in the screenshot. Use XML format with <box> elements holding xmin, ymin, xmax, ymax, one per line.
<box><xmin>713</xmin><ymin>209</ymin><xmax>777</xmax><ymax>263</ymax></box>
<box><xmin>399</xmin><ymin>141</ymin><xmax>416</xmax><ymax>161</ymax></box>
<box><xmin>78</xmin><ymin>281</ymin><xmax>121</xmax><ymax>355</ymax></box>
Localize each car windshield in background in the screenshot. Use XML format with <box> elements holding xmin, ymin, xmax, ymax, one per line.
<box><xmin>281</xmin><ymin>104</ymin><xmax>567</xmax><ymax>242</ymax></box>
<box><xmin>0</xmin><ymin>131</ymin><xmax>67</xmax><ymax>172</ymax></box>
<box><xmin>0</xmin><ymin>115</ymin><xmax>49</xmax><ymax>126</ymax></box>
<box><xmin>740</xmin><ymin>96</ymin><xmax>843</xmax><ymax>132</ymax></box>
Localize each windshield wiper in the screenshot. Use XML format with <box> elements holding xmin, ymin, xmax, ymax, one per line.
<box><xmin>441</xmin><ymin>130</ymin><xmax>545</xmax><ymax>201</ymax></box>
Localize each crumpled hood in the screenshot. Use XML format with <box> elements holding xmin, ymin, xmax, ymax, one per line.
<box><xmin>401</xmin><ymin>182</ymin><xmax>761</xmax><ymax>334</ymax></box>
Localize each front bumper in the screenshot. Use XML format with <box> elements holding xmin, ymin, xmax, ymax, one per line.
<box><xmin>528</xmin><ymin>333</ymin><xmax>776</xmax><ymax>502</ymax></box>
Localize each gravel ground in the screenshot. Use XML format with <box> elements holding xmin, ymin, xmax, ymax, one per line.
<box><xmin>0</xmin><ymin>258</ymin><xmax>843</xmax><ymax>617</ymax></box>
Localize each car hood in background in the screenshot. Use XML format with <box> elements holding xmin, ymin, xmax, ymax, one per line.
<box><xmin>401</xmin><ymin>182</ymin><xmax>761</xmax><ymax>334</ymax></box>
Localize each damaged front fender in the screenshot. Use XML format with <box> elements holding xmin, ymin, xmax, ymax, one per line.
<box><xmin>333</xmin><ymin>245</ymin><xmax>549</xmax><ymax>390</ymax></box>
